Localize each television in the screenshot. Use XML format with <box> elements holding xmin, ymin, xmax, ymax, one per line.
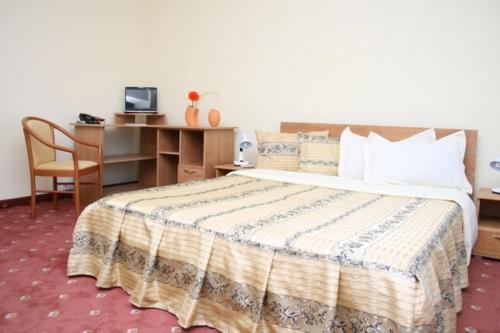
<box><xmin>125</xmin><ymin>87</ymin><xmax>157</xmax><ymax>112</ymax></box>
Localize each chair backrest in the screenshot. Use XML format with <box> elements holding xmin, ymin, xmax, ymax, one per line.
<box><xmin>22</xmin><ymin>117</ymin><xmax>56</xmax><ymax>167</ymax></box>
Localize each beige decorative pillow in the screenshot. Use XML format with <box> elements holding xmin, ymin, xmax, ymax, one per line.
<box><xmin>298</xmin><ymin>133</ymin><xmax>340</xmax><ymax>175</ymax></box>
<box><xmin>256</xmin><ymin>130</ymin><xmax>329</xmax><ymax>171</ymax></box>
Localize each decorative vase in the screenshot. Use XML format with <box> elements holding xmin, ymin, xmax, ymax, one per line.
<box><xmin>185</xmin><ymin>106</ymin><xmax>199</xmax><ymax>127</ymax></box>
<box><xmin>208</xmin><ymin>109</ymin><xmax>221</xmax><ymax>127</ymax></box>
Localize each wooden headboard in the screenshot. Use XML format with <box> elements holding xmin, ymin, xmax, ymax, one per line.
<box><xmin>281</xmin><ymin>121</ymin><xmax>478</xmax><ymax>188</ymax></box>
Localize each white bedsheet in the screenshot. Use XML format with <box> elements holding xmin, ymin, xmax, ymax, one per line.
<box><xmin>231</xmin><ymin>168</ymin><xmax>478</xmax><ymax>265</ymax></box>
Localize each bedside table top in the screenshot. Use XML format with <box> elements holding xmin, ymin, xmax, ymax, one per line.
<box><xmin>478</xmin><ymin>188</ymin><xmax>500</xmax><ymax>201</ymax></box>
<box><xmin>215</xmin><ymin>163</ymin><xmax>254</xmax><ymax>171</ymax></box>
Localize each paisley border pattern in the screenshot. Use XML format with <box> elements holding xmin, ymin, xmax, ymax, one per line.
<box><xmin>258</xmin><ymin>142</ymin><xmax>298</xmax><ymax>156</ymax></box>
<box><xmin>299</xmin><ymin>159</ymin><xmax>339</xmax><ymax>167</ymax></box>
<box><xmin>298</xmin><ymin>133</ymin><xmax>340</xmax><ymax>144</ymax></box>
<box><xmin>284</xmin><ymin>194</ymin><xmax>384</xmax><ymax>247</ymax></box>
<box><xmin>71</xmin><ymin>231</ymin><xmax>457</xmax><ymax>333</ymax></box>
<box><xmin>230</xmin><ymin>190</ymin><xmax>351</xmax><ymax>239</ymax></box>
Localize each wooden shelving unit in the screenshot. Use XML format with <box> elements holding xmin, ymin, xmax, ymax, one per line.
<box><xmin>73</xmin><ymin>114</ymin><xmax>235</xmax><ymax>203</ymax></box>
<box><xmin>157</xmin><ymin>127</ymin><xmax>234</xmax><ymax>186</ymax></box>
<box><xmin>115</xmin><ymin>112</ymin><xmax>166</xmax><ymax>126</ymax></box>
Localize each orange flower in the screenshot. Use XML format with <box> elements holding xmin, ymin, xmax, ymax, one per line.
<box><xmin>188</xmin><ymin>91</ymin><xmax>200</xmax><ymax>107</ymax></box>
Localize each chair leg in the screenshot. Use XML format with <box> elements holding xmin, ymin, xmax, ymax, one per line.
<box><xmin>74</xmin><ymin>177</ymin><xmax>81</xmax><ymax>217</ymax></box>
<box><xmin>30</xmin><ymin>174</ymin><xmax>36</xmax><ymax>219</ymax></box>
<box><xmin>98</xmin><ymin>167</ymin><xmax>103</xmax><ymax>198</ymax></box>
<box><xmin>52</xmin><ymin>177</ymin><xmax>58</xmax><ymax>209</ymax></box>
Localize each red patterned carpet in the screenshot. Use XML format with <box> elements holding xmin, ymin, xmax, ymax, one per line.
<box><xmin>0</xmin><ymin>199</ymin><xmax>499</xmax><ymax>333</ymax></box>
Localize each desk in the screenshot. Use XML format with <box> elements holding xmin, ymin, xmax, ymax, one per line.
<box><xmin>73</xmin><ymin>116</ymin><xmax>235</xmax><ymax>205</ymax></box>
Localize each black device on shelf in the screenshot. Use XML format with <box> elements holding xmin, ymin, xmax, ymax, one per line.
<box><xmin>78</xmin><ymin>113</ymin><xmax>104</xmax><ymax>124</ymax></box>
<box><xmin>125</xmin><ymin>87</ymin><xmax>157</xmax><ymax>113</ymax></box>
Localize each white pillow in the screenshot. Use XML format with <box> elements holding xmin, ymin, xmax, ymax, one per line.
<box><xmin>338</xmin><ymin>127</ymin><xmax>436</xmax><ymax>180</ymax></box>
<box><xmin>364</xmin><ymin>130</ymin><xmax>472</xmax><ymax>193</ymax></box>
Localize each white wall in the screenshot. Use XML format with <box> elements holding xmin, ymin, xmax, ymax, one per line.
<box><xmin>0</xmin><ymin>0</ymin><xmax>144</xmax><ymax>200</ymax></box>
<box><xmin>143</xmin><ymin>0</ymin><xmax>500</xmax><ymax>190</ymax></box>
<box><xmin>1</xmin><ymin>0</ymin><xmax>499</xmax><ymax>200</ymax></box>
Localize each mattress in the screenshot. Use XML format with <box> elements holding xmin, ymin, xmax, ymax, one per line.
<box><xmin>67</xmin><ymin>169</ymin><xmax>476</xmax><ymax>332</ymax></box>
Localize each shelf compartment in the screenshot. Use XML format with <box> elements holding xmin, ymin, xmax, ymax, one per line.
<box><xmin>157</xmin><ymin>154</ymin><xmax>179</xmax><ymax>186</ymax></box>
<box><xmin>138</xmin><ymin>158</ymin><xmax>157</xmax><ymax>187</ymax></box>
<box><xmin>478</xmin><ymin>216</ymin><xmax>500</xmax><ymax>228</ymax></box>
<box><xmin>158</xmin><ymin>129</ymin><xmax>180</xmax><ymax>153</ymax></box>
<box><xmin>104</xmin><ymin>153</ymin><xmax>157</xmax><ymax>165</ymax></box>
<box><xmin>180</xmin><ymin>130</ymin><xmax>204</xmax><ymax>166</ymax></box>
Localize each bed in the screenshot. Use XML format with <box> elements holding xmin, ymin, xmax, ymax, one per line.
<box><xmin>68</xmin><ymin>122</ymin><xmax>478</xmax><ymax>333</ymax></box>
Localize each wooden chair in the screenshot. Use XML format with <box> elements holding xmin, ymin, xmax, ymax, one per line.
<box><xmin>22</xmin><ymin>116</ymin><xmax>103</xmax><ymax>218</ymax></box>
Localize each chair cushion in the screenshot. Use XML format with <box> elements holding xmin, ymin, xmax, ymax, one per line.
<box><xmin>35</xmin><ymin>160</ymin><xmax>98</xmax><ymax>171</ymax></box>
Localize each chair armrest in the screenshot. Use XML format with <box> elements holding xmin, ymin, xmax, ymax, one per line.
<box><xmin>57</xmin><ymin>126</ymin><xmax>104</xmax><ymax>165</ymax></box>
<box><xmin>53</xmin><ymin>125</ymin><xmax>101</xmax><ymax>149</ymax></box>
<box><xmin>57</xmin><ymin>125</ymin><xmax>103</xmax><ymax>165</ymax></box>
<box><xmin>26</xmin><ymin>129</ymin><xmax>76</xmax><ymax>155</ymax></box>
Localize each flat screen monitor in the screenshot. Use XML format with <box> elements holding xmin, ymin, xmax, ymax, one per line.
<box><xmin>125</xmin><ymin>87</ymin><xmax>157</xmax><ymax>112</ymax></box>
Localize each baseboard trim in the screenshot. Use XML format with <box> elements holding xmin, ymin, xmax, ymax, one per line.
<box><xmin>0</xmin><ymin>193</ymin><xmax>71</xmax><ymax>209</ymax></box>
<box><xmin>0</xmin><ymin>181</ymin><xmax>139</xmax><ymax>209</ymax></box>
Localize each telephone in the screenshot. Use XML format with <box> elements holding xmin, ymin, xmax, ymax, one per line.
<box><xmin>78</xmin><ymin>113</ymin><xmax>105</xmax><ymax>124</ymax></box>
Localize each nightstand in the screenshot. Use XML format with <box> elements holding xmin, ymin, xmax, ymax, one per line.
<box><xmin>472</xmin><ymin>188</ymin><xmax>500</xmax><ymax>259</ymax></box>
<box><xmin>214</xmin><ymin>163</ymin><xmax>254</xmax><ymax>177</ymax></box>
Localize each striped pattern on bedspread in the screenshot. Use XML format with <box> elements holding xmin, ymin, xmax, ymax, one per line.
<box><xmin>67</xmin><ymin>175</ymin><xmax>468</xmax><ymax>333</ymax></box>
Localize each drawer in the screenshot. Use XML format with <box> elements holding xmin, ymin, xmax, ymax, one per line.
<box><xmin>472</xmin><ymin>224</ymin><xmax>500</xmax><ymax>259</ymax></box>
<box><xmin>178</xmin><ymin>165</ymin><xmax>205</xmax><ymax>183</ymax></box>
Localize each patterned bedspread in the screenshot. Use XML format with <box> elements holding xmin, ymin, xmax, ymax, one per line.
<box><xmin>67</xmin><ymin>174</ymin><xmax>468</xmax><ymax>333</ymax></box>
